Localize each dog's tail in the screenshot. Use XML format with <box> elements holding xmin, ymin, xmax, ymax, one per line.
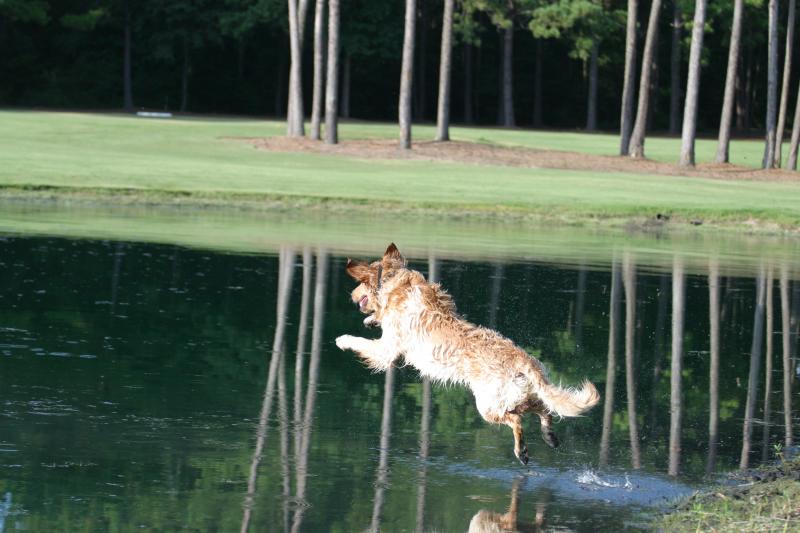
<box><xmin>520</xmin><ymin>362</ymin><xmax>600</xmax><ymax>417</ymax></box>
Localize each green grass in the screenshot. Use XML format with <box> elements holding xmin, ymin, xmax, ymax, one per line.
<box><xmin>656</xmin><ymin>458</ymin><xmax>800</xmax><ymax>532</ymax></box>
<box><xmin>2</xmin><ymin>203</ymin><xmax>799</xmax><ymax>282</ymax></box>
<box><xmin>1</xmin><ymin>110</ymin><xmax>799</xmax><ymax>227</ymax></box>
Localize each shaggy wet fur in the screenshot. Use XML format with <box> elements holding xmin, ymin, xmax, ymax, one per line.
<box><xmin>335</xmin><ymin>244</ymin><xmax>600</xmax><ymax>465</ymax></box>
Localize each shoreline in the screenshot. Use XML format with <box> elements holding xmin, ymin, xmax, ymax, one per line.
<box><xmin>1</xmin><ymin>185</ymin><xmax>797</xmax><ymax>236</ymax></box>
<box><xmin>655</xmin><ymin>457</ymin><xmax>800</xmax><ymax>531</ymax></box>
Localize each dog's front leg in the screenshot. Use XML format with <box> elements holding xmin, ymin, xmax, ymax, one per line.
<box><xmin>335</xmin><ymin>335</ymin><xmax>399</xmax><ymax>371</ymax></box>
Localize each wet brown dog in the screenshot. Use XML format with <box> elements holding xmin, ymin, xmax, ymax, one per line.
<box><xmin>335</xmin><ymin>243</ymin><xmax>600</xmax><ymax>464</ymax></box>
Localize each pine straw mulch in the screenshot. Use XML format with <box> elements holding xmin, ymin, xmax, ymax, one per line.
<box><xmin>239</xmin><ymin>136</ymin><xmax>800</xmax><ymax>183</ymax></box>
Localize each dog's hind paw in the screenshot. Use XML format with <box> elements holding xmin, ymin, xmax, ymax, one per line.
<box><xmin>515</xmin><ymin>445</ymin><xmax>529</xmax><ymax>465</ymax></box>
<box><xmin>542</xmin><ymin>430</ymin><xmax>560</xmax><ymax>449</ymax></box>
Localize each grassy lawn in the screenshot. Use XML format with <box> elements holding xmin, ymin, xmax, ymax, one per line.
<box><xmin>1</xmin><ymin>110</ymin><xmax>799</xmax><ymax>227</ymax></box>
<box><xmin>656</xmin><ymin>458</ymin><xmax>800</xmax><ymax>532</ymax></box>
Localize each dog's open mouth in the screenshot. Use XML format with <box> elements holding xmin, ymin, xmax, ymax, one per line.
<box><xmin>358</xmin><ymin>295</ymin><xmax>369</xmax><ymax>311</ymax></box>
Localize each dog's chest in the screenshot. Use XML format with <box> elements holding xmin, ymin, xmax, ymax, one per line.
<box><xmin>385</xmin><ymin>323</ymin><xmax>465</xmax><ymax>384</ymax></box>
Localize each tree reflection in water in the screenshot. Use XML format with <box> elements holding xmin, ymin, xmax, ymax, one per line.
<box><xmin>623</xmin><ymin>253</ymin><xmax>642</xmax><ymax>469</ymax></box>
<box><xmin>599</xmin><ymin>258</ymin><xmax>620</xmax><ymax>468</ymax></box>
<box><xmin>241</xmin><ymin>246</ymin><xmax>295</xmax><ymax>532</ymax></box>
<box><xmin>668</xmin><ymin>256</ymin><xmax>685</xmax><ymax>477</ymax></box>
<box><xmin>740</xmin><ymin>267</ymin><xmax>766</xmax><ymax>470</ymax></box>
<box><xmin>707</xmin><ymin>258</ymin><xmax>721</xmax><ymax>474</ymax></box>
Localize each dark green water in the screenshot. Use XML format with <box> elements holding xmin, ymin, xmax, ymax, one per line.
<box><xmin>0</xmin><ymin>236</ymin><xmax>798</xmax><ymax>532</ymax></box>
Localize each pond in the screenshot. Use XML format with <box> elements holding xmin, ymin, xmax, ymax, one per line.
<box><xmin>0</xmin><ymin>206</ymin><xmax>798</xmax><ymax>531</ymax></box>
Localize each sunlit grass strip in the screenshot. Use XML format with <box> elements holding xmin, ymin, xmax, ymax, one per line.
<box><xmin>2</xmin><ymin>200</ymin><xmax>800</xmax><ymax>282</ymax></box>
<box><xmin>0</xmin><ymin>111</ymin><xmax>798</xmax><ymax>229</ymax></box>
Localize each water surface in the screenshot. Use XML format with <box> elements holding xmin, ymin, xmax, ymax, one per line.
<box><xmin>0</xmin><ymin>222</ymin><xmax>798</xmax><ymax>531</ymax></box>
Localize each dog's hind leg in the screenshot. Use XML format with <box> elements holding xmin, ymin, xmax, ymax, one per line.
<box><xmin>476</xmin><ymin>394</ymin><xmax>529</xmax><ymax>465</ymax></box>
<box><xmin>502</xmin><ymin>413</ymin><xmax>529</xmax><ymax>465</ymax></box>
<box><xmin>536</xmin><ymin>410</ymin><xmax>560</xmax><ymax>449</ymax></box>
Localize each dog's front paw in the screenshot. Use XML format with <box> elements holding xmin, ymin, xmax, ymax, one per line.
<box><xmin>363</xmin><ymin>315</ymin><xmax>380</xmax><ymax>328</ymax></box>
<box><xmin>335</xmin><ymin>335</ymin><xmax>357</xmax><ymax>351</ymax></box>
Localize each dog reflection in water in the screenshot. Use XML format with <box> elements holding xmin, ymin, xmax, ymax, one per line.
<box><xmin>468</xmin><ymin>479</ymin><xmax>547</xmax><ymax>533</ymax></box>
<box><xmin>336</xmin><ymin>244</ymin><xmax>600</xmax><ymax>465</ymax></box>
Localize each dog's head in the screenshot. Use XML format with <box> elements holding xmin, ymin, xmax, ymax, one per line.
<box><xmin>345</xmin><ymin>243</ymin><xmax>407</xmax><ymax>315</ymax></box>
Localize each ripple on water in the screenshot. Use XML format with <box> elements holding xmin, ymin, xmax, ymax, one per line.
<box><xmin>447</xmin><ymin>462</ymin><xmax>694</xmax><ymax>508</ymax></box>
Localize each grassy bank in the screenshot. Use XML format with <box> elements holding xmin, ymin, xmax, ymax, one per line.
<box><xmin>2</xmin><ymin>203</ymin><xmax>799</xmax><ymax>282</ymax></box>
<box><xmin>1</xmin><ymin>111</ymin><xmax>800</xmax><ymax>229</ymax></box>
<box><xmin>656</xmin><ymin>458</ymin><xmax>800</xmax><ymax>532</ymax></box>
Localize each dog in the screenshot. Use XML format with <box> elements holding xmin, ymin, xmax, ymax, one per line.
<box><xmin>335</xmin><ymin>243</ymin><xmax>600</xmax><ymax>465</ymax></box>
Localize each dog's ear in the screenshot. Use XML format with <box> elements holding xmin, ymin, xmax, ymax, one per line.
<box><xmin>345</xmin><ymin>259</ymin><xmax>372</xmax><ymax>283</ymax></box>
<box><xmin>382</xmin><ymin>243</ymin><xmax>406</xmax><ymax>267</ymax></box>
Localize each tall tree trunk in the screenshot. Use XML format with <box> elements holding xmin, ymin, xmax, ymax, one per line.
<box><xmin>623</xmin><ymin>254</ymin><xmax>641</xmax><ymax>469</ymax></box>
<box><xmin>435</xmin><ymin>0</ymin><xmax>455</xmax><ymax>141</ymax></box>
<box><xmin>123</xmin><ymin>0</ymin><xmax>133</xmax><ymax>110</ymax></box>
<box><xmin>707</xmin><ymin>260</ymin><xmax>721</xmax><ymax>474</ymax></box>
<box><xmin>501</xmin><ymin>24</ymin><xmax>514</xmax><ymax>127</ymax></box>
<box><xmin>668</xmin><ymin>257</ymin><xmax>686</xmax><ymax>477</ymax></box>
<box><xmin>628</xmin><ymin>0</ymin><xmax>662</xmax><ymax>158</ymax></box>
<box><xmin>298</xmin><ymin>0</ymin><xmax>310</xmax><ymax>45</ymax></box>
<box><xmin>647</xmin><ymin>33</ymin><xmax>659</xmax><ymax>131</ymax></box>
<box><xmin>287</xmin><ymin>0</ymin><xmax>305</xmax><ymax>137</ymax></box>
<box><xmin>762</xmin><ymin>0</ymin><xmax>779</xmax><ymax>168</ymax></box>
<box><xmin>324</xmin><ymin>0</ymin><xmax>340</xmax><ymax>144</ymax></box>
<box><xmin>678</xmin><ymin>0</ymin><xmax>707</xmax><ymax>167</ymax></box>
<box><xmin>399</xmin><ymin>0</ymin><xmax>417</xmax><ymax>149</ymax></box>
<box><xmin>788</xmin><ymin>83</ymin><xmax>800</xmax><ymax>169</ymax></box>
<box><xmin>586</xmin><ymin>40</ymin><xmax>599</xmax><ymax>131</ymax></box>
<box><xmin>740</xmin><ymin>270</ymin><xmax>766</xmax><ymax>470</ymax></box>
<box><xmin>619</xmin><ymin>0</ymin><xmax>638</xmax><ymax>155</ymax></box>
<box><xmin>180</xmin><ymin>36</ymin><xmax>189</xmax><ymax>113</ymax></box>
<box><xmin>415</xmin><ymin>0</ymin><xmax>428</xmax><ymax>120</ymax></box>
<box><xmin>599</xmin><ymin>261</ymin><xmax>621</xmax><ymax>467</ymax></box>
<box><xmin>716</xmin><ymin>0</ymin><xmax>745</xmax><ymax>163</ymax></box>
<box><xmin>340</xmin><ymin>53</ymin><xmax>351</xmax><ymax>118</ymax></box>
<box><xmin>310</xmin><ymin>0</ymin><xmax>326</xmax><ymax>140</ymax></box>
<box><xmin>463</xmin><ymin>43</ymin><xmax>474</xmax><ymax>123</ymax></box>
<box><xmin>773</xmin><ymin>0</ymin><xmax>796</xmax><ymax>167</ymax></box>
<box><xmin>668</xmin><ymin>0</ymin><xmax>681</xmax><ymax>134</ymax></box>
<box><xmin>780</xmin><ymin>267</ymin><xmax>793</xmax><ymax>446</ymax></box>
<box><xmin>534</xmin><ymin>39</ymin><xmax>543</xmax><ymax>127</ymax></box>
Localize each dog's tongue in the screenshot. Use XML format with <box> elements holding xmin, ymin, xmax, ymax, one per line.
<box><xmin>359</xmin><ymin>295</ymin><xmax>368</xmax><ymax>310</ymax></box>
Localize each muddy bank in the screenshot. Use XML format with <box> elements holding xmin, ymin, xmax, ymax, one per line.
<box><xmin>655</xmin><ymin>457</ymin><xmax>800</xmax><ymax>532</ymax></box>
